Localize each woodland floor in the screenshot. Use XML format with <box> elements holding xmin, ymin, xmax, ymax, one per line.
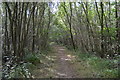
<box><xmin>33</xmin><ymin>45</ymin><xmax>96</xmax><ymax>78</ymax></box>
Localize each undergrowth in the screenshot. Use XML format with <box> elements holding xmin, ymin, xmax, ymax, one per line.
<box><xmin>9</xmin><ymin>62</ymin><xmax>34</xmax><ymax>78</ymax></box>
<box><xmin>7</xmin><ymin>48</ymin><xmax>51</xmax><ymax>78</ymax></box>
<box><xmin>77</xmin><ymin>52</ymin><xmax>119</xmax><ymax>78</ymax></box>
<box><xmin>24</xmin><ymin>53</ymin><xmax>40</xmax><ymax>65</ymax></box>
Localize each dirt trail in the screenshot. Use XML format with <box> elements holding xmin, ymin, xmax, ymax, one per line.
<box><xmin>53</xmin><ymin>45</ymin><xmax>79</xmax><ymax>78</ymax></box>
<box><xmin>33</xmin><ymin>45</ymin><xmax>95</xmax><ymax>78</ymax></box>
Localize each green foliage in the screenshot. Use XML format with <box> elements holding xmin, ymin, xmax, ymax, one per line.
<box><xmin>103</xmin><ymin>27</ymin><xmax>116</xmax><ymax>37</ymax></box>
<box><xmin>88</xmin><ymin>57</ymin><xmax>111</xmax><ymax>70</ymax></box>
<box><xmin>49</xmin><ymin>16</ymin><xmax>70</xmax><ymax>42</ymax></box>
<box><xmin>25</xmin><ymin>53</ymin><xmax>40</xmax><ymax>65</ymax></box>
<box><xmin>9</xmin><ymin>63</ymin><xmax>33</xmax><ymax>78</ymax></box>
<box><xmin>77</xmin><ymin>52</ymin><xmax>92</xmax><ymax>60</ymax></box>
<box><xmin>102</xmin><ymin>68</ymin><xmax>118</xmax><ymax>78</ymax></box>
<box><xmin>77</xmin><ymin>52</ymin><xmax>118</xmax><ymax>78</ymax></box>
<box><xmin>23</xmin><ymin>62</ymin><xmax>36</xmax><ymax>71</ymax></box>
<box><xmin>50</xmin><ymin>42</ymin><xmax>56</xmax><ymax>46</ymax></box>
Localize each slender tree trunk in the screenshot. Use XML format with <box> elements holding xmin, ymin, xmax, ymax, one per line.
<box><xmin>80</xmin><ymin>2</ymin><xmax>94</xmax><ymax>52</ymax></box>
<box><xmin>62</xmin><ymin>2</ymin><xmax>76</xmax><ymax>50</ymax></box>
<box><xmin>69</xmin><ymin>2</ymin><xmax>76</xmax><ymax>50</ymax></box>
<box><xmin>32</xmin><ymin>3</ymin><xmax>36</xmax><ymax>52</ymax></box>
<box><xmin>100</xmin><ymin>2</ymin><xmax>105</xmax><ymax>58</ymax></box>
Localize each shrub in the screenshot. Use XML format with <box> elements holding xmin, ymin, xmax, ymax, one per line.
<box><xmin>25</xmin><ymin>53</ymin><xmax>40</xmax><ymax>65</ymax></box>
<box><xmin>102</xmin><ymin>68</ymin><xmax>118</xmax><ymax>78</ymax></box>
<box><xmin>77</xmin><ymin>52</ymin><xmax>118</xmax><ymax>78</ymax></box>
<box><xmin>77</xmin><ymin>52</ymin><xmax>92</xmax><ymax>60</ymax></box>
<box><xmin>9</xmin><ymin>63</ymin><xmax>33</xmax><ymax>78</ymax></box>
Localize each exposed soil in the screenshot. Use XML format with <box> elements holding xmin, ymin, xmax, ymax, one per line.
<box><xmin>33</xmin><ymin>45</ymin><xmax>95</xmax><ymax>78</ymax></box>
<box><xmin>53</xmin><ymin>45</ymin><xmax>79</xmax><ymax>78</ymax></box>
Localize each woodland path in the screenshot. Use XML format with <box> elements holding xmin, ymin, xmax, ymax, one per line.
<box><xmin>33</xmin><ymin>44</ymin><xmax>95</xmax><ymax>78</ymax></box>
<box><xmin>53</xmin><ymin>45</ymin><xmax>79</xmax><ymax>78</ymax></box>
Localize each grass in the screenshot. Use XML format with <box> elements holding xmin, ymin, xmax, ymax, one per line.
<box><xmin>76</xmin><ymin>52</ymin><xmax>119</xmax><ymax>78</ymax></box>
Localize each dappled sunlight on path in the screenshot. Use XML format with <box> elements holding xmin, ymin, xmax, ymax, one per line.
<box><xmin>33</xmin><ymin>45</ymin><xmax>79</xmax><ymax>78</ymax></box>
<box><xmin>52</xmin><ymin>45</ymin><xmax>79</xmax><ymax>78</ymax></box>
<box><xmin>33</xmin><ymin>45</ymin><xmax>94</xmax><ymax>78</ymax></box>
<box><xmin>60</xmin><ymin>55</ymin><xmax>75</xmax><ymax>61</ymax></box>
